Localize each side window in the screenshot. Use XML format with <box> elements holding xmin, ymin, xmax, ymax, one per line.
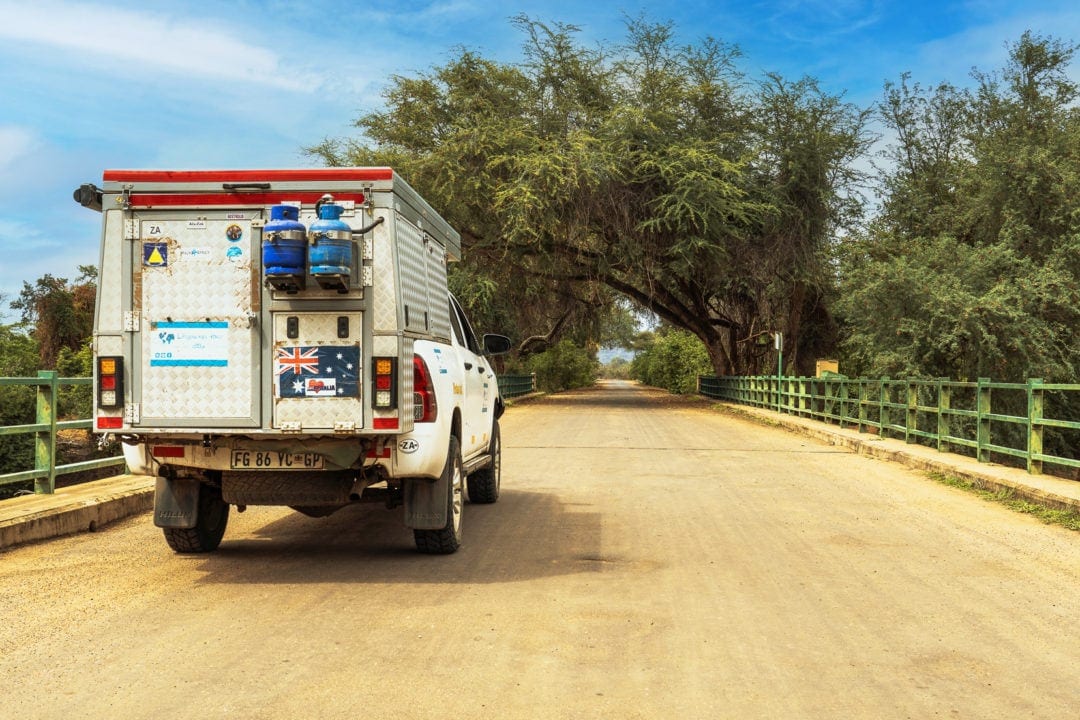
<box><xmin>448</xmin><ymin>299</ymin><xmax>467</xmax><ymax>348</ymax></box>
<box><xmin>449</xmin><ymin>296</ymin><xmax>482</xmax><ymax>354</ymax></box>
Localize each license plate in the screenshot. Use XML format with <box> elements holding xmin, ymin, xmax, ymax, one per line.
<box><xmin>230</xmin><ymin>450</ymin><xmax>324</xmax><ymax>470</ymax></box>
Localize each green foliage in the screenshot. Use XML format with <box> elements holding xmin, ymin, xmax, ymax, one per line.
<box><xmin>631</xmin><ymin>328</ymin><xmax>712</xmax><ymax>394</ymax></box>
<box><xmin>600</xmin><ymin>356</ymin><xmax>634</xmax><ymax>380</ymax></box>
<box><xmin>56</xmin><ymin>341</ymin><xmax>94</xmax><ymax>419</ymax></box>
<box><xmin>0</xmin><ymin>323</ymin><xmax>39</xmax><ymax>378</ymax></box>
<box><xmin>308</xmin><ymin>15</ymin><xmax>867</xmax><ymax>377</ymax></box>
<box><xmin>838</xmin><ymin>32</ymin><xmax>1080</xmax><ymax>383</ymax></box>
<box><xmin>528</xmin><ymin>340</ymin><xmax>597</xmax><ymax>392</ymax></box>
<box><xmin>11</xmin><ymin>266</ymin><xmax>97</xmax><ymax>369</ymax></box>
<box><xmin>838</xmin><ymin>234</ymin><xmax>1079</xmax><ymax>380</ymax></box>
<box><xmin>0</xmin><ymin>323</ymin><xmax>38</xmax><ymax>479</ymax></box>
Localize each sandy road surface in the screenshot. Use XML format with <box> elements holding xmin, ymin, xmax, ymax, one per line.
<box><xmin>1</xmin><ymin>381</ymin><xmax>1077</xmax><ymax>719</ymax></box>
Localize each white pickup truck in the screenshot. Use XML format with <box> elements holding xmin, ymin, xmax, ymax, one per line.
<box><xmin>76</xmin><ymin>168</ymin><xmax>509</xmax><ymax>554</ymax></box>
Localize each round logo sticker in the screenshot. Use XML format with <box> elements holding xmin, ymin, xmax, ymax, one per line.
<box><xmin>226</xmin><ymin>224</ymin><xmax>243</xmax><ymax>241</ymax></box>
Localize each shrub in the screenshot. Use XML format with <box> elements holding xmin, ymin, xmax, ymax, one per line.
<box><xmin>632</xmin><ymin>328</ymin><xmax>712</xmax><ymax>394</ymax></box>
<box><xmin>529</xmin><ymin>340</ymin><xmax>597</xmax><ymax>392</ymax></box>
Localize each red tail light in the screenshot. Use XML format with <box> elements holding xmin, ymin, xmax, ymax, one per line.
<box><xmin>97</xmin><ymin>356</ymin><xmax>123</xmax><ymax>409</ymax></box>
<box><xmin>372</xmin><ymin>357</ymin><xmax>397</xmax><ymax>409</ymax></box>
<box><xmin>413</xmin><ymin>355</ymin><xmax>438</xmax><ymax>422</ymax></box>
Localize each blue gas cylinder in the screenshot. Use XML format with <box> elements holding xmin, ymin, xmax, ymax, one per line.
<box><xmin>262</xmin><ymin>204</ymin><xmax>307</xmax><ymax>292</ymax></box>
<box><xmin>308</xmin><ymin>199</ymin><xmax>353</xmax><ymax>290</ymax></box>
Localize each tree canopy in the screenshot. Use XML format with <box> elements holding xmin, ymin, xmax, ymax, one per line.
<box><xmin>11</xmin><ymin>266</ymin><xmax>97</xmax><ymax>370</ymax></box>
<box><xmin>838</xmin><ymin>32</ymin><xmax>1080</xmax><ymax>382</ymax></box>
<box><xmin>308</xmin><ymin>15</ymin><xmax>869</xmax><ymax>376</ymax></box>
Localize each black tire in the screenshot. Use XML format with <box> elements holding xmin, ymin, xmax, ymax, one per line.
<box><xmin>162</xmin><ymin>484</ymin><xmax>229</xmax><ymax>553</ymax></box>
<box><xmin>414</xmin><ymin>436</ymin><xmax>463</xmax><ymax>554</ymax></box>
<box><xmin>467</xmin><ymin>420</ymin><xmax>501</xmax><ymax>504</ymax></box>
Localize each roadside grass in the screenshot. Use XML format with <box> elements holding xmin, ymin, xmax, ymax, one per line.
<box><xmin>712</xmin><ymin>403</ymin><xmax>785</xmax><ymax>427</ymax></box>
<box><xmin>928</xmin><ymin>472</ymin><xmax>1080</xmax><ymax>532</ymax></box>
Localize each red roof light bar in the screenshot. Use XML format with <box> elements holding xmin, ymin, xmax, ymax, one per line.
<box><xmin>103</xmin><ymin>168</ymin><xmax>395</xmax><ymax>183</ymax></box>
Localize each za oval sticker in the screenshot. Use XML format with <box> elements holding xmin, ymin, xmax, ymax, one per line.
<box><xmin>399</xmin><ymin>439</ymin><xmax>420</xmax><ymax>454</ymax></box>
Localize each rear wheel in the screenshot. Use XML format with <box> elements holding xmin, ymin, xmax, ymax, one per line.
<box><xmin>162</xmin><ymin>483</ymin><xmax>229</xmax><ymax>553</ymax></box>
<box><xmin>467</xmin><ymin>420</ymin><xmax>501</xmax><ymax>504</ymax></box>
<box><xmin>414</xmin><ymin>436</ymin><xmax>463</xmax><ymax>554</ymax></box>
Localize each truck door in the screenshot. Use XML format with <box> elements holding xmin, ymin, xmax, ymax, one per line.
<box><xmin>450</xmin><ymin>297</ymin><xmax>492</xmax><ymax>457</ymax></box>
<box><xmin>132</xmin><ymin>212</ymin><xmax>261</xmax><ymax>428</ymax></box>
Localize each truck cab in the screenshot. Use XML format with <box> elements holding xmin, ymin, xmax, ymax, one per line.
<box><xmin>77</xmin><ymin>168</ymin><xmax>510</xmax><ymax>554</ymax></box>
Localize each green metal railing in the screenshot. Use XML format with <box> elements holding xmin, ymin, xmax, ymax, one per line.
<box><xmin>0</xmin><ymin>371</ymin><xmax>125</xmax><ymax>494</ymax></box>
<box><xmin>498</xmin><ymin>374</ymin><xmax>537</xmax><ymax>399</ymax></box>
<box><xmin>699</xmin><ymin>375</ymin><xmax>1080</xmax><ymax>476</ymax></box>
<box><xmin>2</xmin><ymin>372</ymin><xmax>539</xmax><ymax>495</ymax></box>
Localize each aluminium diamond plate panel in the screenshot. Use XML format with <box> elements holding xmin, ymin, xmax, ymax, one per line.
<box><xmin>372</xmin><ymin>214</ymin><xmax>399</xmax><ymax>334</ymax></box>
<box><xmin>271</xmin><ymin>312</ymin><xmax>363</xmax><ymax>430</ymax></box>
<box><xmin>94</xmin><ymin>209</ymin><xmax>127</xmax><ymax>334</ymax></box>
<box><xmin>396</xmin><ymin>216</ymin><xmax>429</xmax><ymax>333</ymax></box>
<box><xmin>425</xmin><ymin>240</ymin><xmax>451</xmax><ymax>341</ymax></box>
<box><xmin>400</xmin><ymin>337</ymin><xmax>415</xmax><ymax>434</ymax></box>
<box><xmin>135</xmin><ymin>216</ymin><xmax>259</xmax><ymax>425</ymax></box>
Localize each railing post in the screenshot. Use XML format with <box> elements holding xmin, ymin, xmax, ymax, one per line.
<box><xmin>937</xmin><ymin>378</ymin><xmax>951</xmax><ymax>453</ymax></box>
<box><xmin>824</xmin><ymin>378</ymin><xmax>834</xmax><ymax>423</ymax></box>
<box><xmin>858</xmin><ymin>380</ymin><xmax>867</xmax><ymax>433</ymax></box>
<box><xmin>839</xmin><ymin>379</ymin><xmax>849</xmax><ymax>428</ymax></box>
<box><xmin>35</xmin><ymin>370</ymin><xmax>59</xmax><ymax>494</ymax></box>
<box><xmin>799</xmin><ymin>377</ymin><xmax>807</xmax><ymax>418</ymax></box>
<box><xmin>879</xmin><ymin>378</ymin><xmax>890</xmax><ymax>439</ymax></box>
<box><xmin>1027</xmin><ymin>378</ymin><xmax>1044</xmax><ymax>475</ymax></box>
<box><xmin>977</xmin><ymin>378</ymin><xmax>991</xmax><ymax>463</ymax></box>
<box><xmin>905</xmin><ymin>381</ymin><xmax>918</xmax><ymax>444</ymax></box>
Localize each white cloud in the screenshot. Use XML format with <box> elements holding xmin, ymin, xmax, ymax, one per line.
<box><xmin>914</xmin><ymin>9</ymin><xmax>1080</xmax><ymax>87</ymax></box>
<box><xmin>0</xmin><ymin>126</ymin><xmax>38</xmax><ymax>173</ymax></box>
<box><xmin>764</xmin><ymin>0</ymin><xmax>885</xmax><ymax>45</ymax></box>
<box><xmin>0</xmin><ymin>213</ymin><xmax>101</xmax><ymax>303</ymax></box>
<box><xmin>0</xmin><ymin>0</ymin><xmax>318</xmax><ymax>91</ymax></box>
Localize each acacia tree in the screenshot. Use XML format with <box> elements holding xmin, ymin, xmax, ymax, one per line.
<box><xmin>11</xmin><ymin>266</ymin><xmax>97</xmax><ymax>370</ymax></box>
<box><xmin>838</xmin><ymin>32</ymin><xmax>1080</xmax><ymax>382</ymax></box>
<box><xmin>309</xmin><ymin>16</ymin><xmax>867</xmax><ymax>375</ymax></box>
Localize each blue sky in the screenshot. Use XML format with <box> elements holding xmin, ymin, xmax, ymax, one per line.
<box><xmin>1</xmin><ymin>0</ymin><xmax>1078</xmax><ymax>317</ymax></box>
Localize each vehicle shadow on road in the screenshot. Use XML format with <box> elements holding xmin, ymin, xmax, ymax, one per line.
<box><xmin>189</xmin><ymin>489</ymin><xmax>603</xmax><ymax>586</ymax></box>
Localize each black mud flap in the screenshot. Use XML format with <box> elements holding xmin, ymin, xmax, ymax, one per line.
<box><xmin>403</xmin><ymin>476</ymin><xmax>448</xmax><ymax>530</ymax></box>
<box><xmin>153</xmin><ymin>476</ymin><xmax>201</xmax><ymax>529</ymax></box>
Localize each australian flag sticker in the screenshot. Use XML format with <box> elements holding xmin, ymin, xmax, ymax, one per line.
<box><xmin>276</xmin><ymin>345</ymin><xmax>360</xmax><ymax>398</ymax></box>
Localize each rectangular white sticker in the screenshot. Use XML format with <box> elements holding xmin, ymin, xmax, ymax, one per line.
<box><xmin>150</xmin><ymin>321</ymin><xmax>229</xmax><ymax>367</ymax></box>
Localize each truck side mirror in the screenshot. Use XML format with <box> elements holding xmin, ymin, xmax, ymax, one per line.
<box><xmin>482</xmin><ymin>334</ymin><xmax>512</xmax><ymax>356</ymax></box>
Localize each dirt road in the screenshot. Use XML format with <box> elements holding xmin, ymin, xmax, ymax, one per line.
<box><xmin>2</xmin><ymin>381</ymin><xmax>1077</xmax><ymax>719</ymax></box>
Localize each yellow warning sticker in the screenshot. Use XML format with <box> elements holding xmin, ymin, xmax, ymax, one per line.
<box><xmin>144</xmin><ymin>242</ymin><xmax>168</xmax><ymax>267</ymax></box>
